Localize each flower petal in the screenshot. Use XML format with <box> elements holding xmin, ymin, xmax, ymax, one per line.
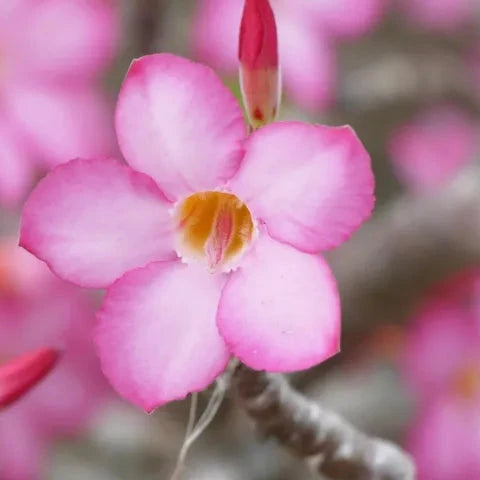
<box><xmin>115</xmin><ymin>54</ymin><xmax>246</xmax><ymax>201</ymax></box>
<box><xmin>95</xmin><ymin>261</ymin><xmax>230</xmax><ymax>412</ymax></box>
<box><xmin>388</xmin><ymin>106</ymin><xmax>477</xmax><ymax>192</ymax></box>
<box><xmin>0</xmin><ymin>119</ymin><xmax>32</xmax><ymax>206</ymax></box>
<box><xmin>276</xmin><ymin>5</ymin><xmax>336</xmax><ymax>110</ymax></box>
<box><xmin>4</xmin><ymin>84</ymin><xmax>116</xmax><ymax>168</ymax></box>
<box><xmin>229</xmin><ymin>122</ymin><xmax>374</xmax><ymax>253</ymax></box>
<box><xmin>217</xmin><ymin>234</ymin><xmax>340</xmax><ymax>372</ymax></box>
<box><xmin>20</xmin><ymin>158</ymin><xmax>175</xmax><ymax>288</ymax></box>
<box><xmin>3</xmin><ymin>0</ymin><xmax>118</xmax><ymax>79</ymax></box>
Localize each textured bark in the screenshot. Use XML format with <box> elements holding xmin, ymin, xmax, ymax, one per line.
<box><xmin>233</xmin><ymin>365</ymin><xmax>415</xmax><ymax>480</ymax></box>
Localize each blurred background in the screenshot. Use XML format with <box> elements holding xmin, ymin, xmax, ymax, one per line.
<box><xmin>1</xmin><ymin>0</ymin><xmax>480</xmax><ymax>479</ymax></box>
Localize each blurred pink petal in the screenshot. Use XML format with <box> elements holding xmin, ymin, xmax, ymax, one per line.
<box><xmin>305</xmin><ymin>0</ymin><xmax>386</xmax><ymax>40</ymax></box>
<box><xmin>96</xmin><ymin>261</ymin><xmax>230</xmax><ymax>412</ymax></box>
<box><xmin>229</xmin><ymin>122</ymin><xmax>375</xmax><ymax>252</ymax></box>
<box><xmin>20</xmin><ymin>158</ymin><xmax>175</xmax><ymax>288</ymax></box>
<box><xmin>1</xmin><ymin>0</ymin><xmax>118</xmax><ymax>80</ymax></box>
<box><xmin>0</xmin><ymin>241</ymin><xmax>108</xmax><ymax>479</ymax></box>
<box><xmin>402</xmin><ymin>270</ymin><xmax>480</xmax><ymax>401</ymax></box>
<box><xmin>116</xmin><ymin>54</ymin><xmax>245</xmax><ymax>201</ymax></box>
<box><xmin>398</xmin><ymin>0</ymin><xmax>475</xmax><ymax>31</ymax></box>
<box><xmin>3</xmin><ymin>84</ymin><xmax>116</xmax><ymax>168</ymax></box>
<box><xmin>217</xmin><ymin>234</ymin><xmax>340</xmax><ymax>371</ymax></box>
<box><xmin>388</xmin><ymin>106</ymin><xmax>478</xmax><ymax>192</ymax></box>
<box><xmin>0</xmin><ymin>349</ymin><xmax>59</xmax><ymax>410</ymax></box>
<box><xmin>0</xmin><ymin>119</ymin><xmax>32</xmax><ymax>206</ymax></box>
<box><xmin>407</xmin><ymin>393</ymin><xmax>480</xmax><ymax>480</ymax></box>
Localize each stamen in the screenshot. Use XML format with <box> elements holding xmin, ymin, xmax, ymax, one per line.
<box><xmin>174</xmin><ymin>192</ymin><xmax>255</xmax><ymax>272</ymax></box>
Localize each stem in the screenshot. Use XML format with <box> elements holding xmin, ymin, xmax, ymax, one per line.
<box><xmin>233</xmin><ymin>365</ymin><xmax>415</xmax><ymax>480</ymax></box>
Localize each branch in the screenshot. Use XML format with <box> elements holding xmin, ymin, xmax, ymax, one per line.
<box><xmin>233</xmin><ymin>365</ymin><xmax>415</xmax><ymax>480</ymax></box>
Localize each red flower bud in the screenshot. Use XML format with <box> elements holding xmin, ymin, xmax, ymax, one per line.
<box><xmin>239</xmin><ymin>0</ymin><xmax>280</xmax><ymax>129</ymax></box>
<box><xmin>0</xmin><ymin>348</ymin><xmax>59</xmax><ymax>410</ymax></box>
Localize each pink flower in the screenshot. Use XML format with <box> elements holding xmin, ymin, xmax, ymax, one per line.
<box><xmin>0</xmin><ymin>348</ymin><xmax>59</xmax><ymax>410</ymax></box>
<box><xmin>192</xmin><ymin>0</ymin><xmax>385</xmax><ymax>111</ymax></box>
<box><xmin>0</xmin><ymin>242</ymin><xmax>108</xmax><ymax>480</ymax></box>
<box><xmin>401</xmin><ymin>270</ymin><xmax>480</xmax><ymax>480</ymax></box>
<box><xmin>0</xmin><ymin>0</ymin><xmax>119</xmax><ymax>206</ymax></box>
<box><xmin>20</xmin><ymin>54</ymin><xmax>375</xmax><ymax>412</ymax></box>
<box><xmin>397</xmin><ymin>0</ymin><xmax>476</xmax><ymax>32</ymax></box>
<box><xmin>239</xmin><ymin>0</ymin><xmax>280</xmax><ymax>128</ymax></box>
<box><xmin>387</xmin><ymin>106</ymin><xmax>478</xmax><ymax>192</ymax></box>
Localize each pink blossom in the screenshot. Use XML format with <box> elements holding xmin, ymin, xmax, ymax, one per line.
<box><xmin>0</xmin><ymin>242</ymin><xmax>108</xmax><ymax>480</ymax></box>
<box><xmin>0</xmin><ymin>0</ymin><xmax>119</xmax><ymax>206</ymax></box>
<box><xmin>397</xmin><ymin>0</ymin><xmax>476</xmax><ymax>32</ymax></box>
<box><xmin>401</xmin><ymin>270</ymin><xmax>480</xmax><ymax>480</ymax></box>
<box><xmin>192</xmin><ymin>0</ymin><xmax>385</xmax><ymax>111</ymax></box>
<box><xmin>20</xmin><ymin>54</ymin><xmax>375</xmax><ymax>412</ymax></box>
<box><xmin>388</xmin><ymin>106</ymin><xmax>478</xmax><ymax>192</ymax></box>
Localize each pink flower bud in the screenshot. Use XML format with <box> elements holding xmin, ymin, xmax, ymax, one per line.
<box><xmin>0</xmin><ymin>348</ymin><xmax>59</xmax><ymax>410</ymax></box>
<box><xmin>239</xmin><ymin>0</ymin><xmax>280</xmax><ymax>129</ymax></box>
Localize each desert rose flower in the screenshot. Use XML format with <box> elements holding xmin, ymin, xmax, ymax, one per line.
<box><xmin>193</xmin><ymin>0</ymin><xmax>385</xmax><ymax>111</ymax></box>
<box><xmin>0</xmin><ymin>0</ymin><xmax>118</xmax><ymax>206</ymax></box>
<box><xmin>0</xmin><ymin>348</ymin><xmax>59</xmax><ymax>410</ymax></box>
<box><xmin>0</xmin><ymin>242</ymin><xmax>107</xmax><ymax>480</ymax></box>
<box><xmin>388</xmin><ymin>106</ymin><xmax>478</xmax><ymax>191</ymax></box>
<box><xmin>402</xmin><ymin>270</ymin><xmax>480</xmax><ymax>480</ymax></box>
<box><xmin>239</xmin><ymin>0</ymin><xmax>280</xmax><ymax>128</ymax></box>
<box><xmin>20</xmin><ymin>53</ymin><xmax>375</xmax><ymax>412</ymax></box>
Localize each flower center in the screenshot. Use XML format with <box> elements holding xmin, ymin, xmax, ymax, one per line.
<box><xmin>174</xmin><ymin>191</ymin><xmax>256</xmax><ymax>272</ymax></box>
<box><xmin>452</xmin><ymin>364</ymin><xmax>480</xmax><ymax>400</ymax></box>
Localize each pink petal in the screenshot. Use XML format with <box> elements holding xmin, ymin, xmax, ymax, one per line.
<box><xmin>388</xmin><ymin>106</ymin><xmax>477</xmax><ymax>192</ymax></box>
<box><xmin>217</xmin><ymin>234</ymin><xmax>340</xmax><ymax>372</ymax></box>
<box><xmin>305</xmin><ymin>0</ymin><xmax>386</xmax><ymax>40</ymax></box>
<box><xmin>0</xmin><ymin>119</ymin><xmax>32</xmax><ymax>206</ymax></box>
<box><xmin>407</xmin><ymin>393</ymin><xmax>480</xmax><ymax>480</ymax></box>
<box><xmin>3</xmin><ymin>0</ymin><xmax>118</xmax><ymax>80</ymax></box>
<box><xmin>401</xmin><ymin>270</ymin><xmax>480</xmax><ymax>400</ymax></box>
<box><xmin>276</xmin><ymin>4</ymin><xmax>336</xmax><ymax>110</ymax></box>
<box><xmin>0</xmin><ymin>410</ymin><xmax>45</xmax><ymax>480</ymax></box>
<box><xmin>229</xmin><ymin>122</ymin><xmax>375</xmax><ymax>253</ymax></box>
<box><xmin>95</xmin><ymin>261</ymin><xmax>230</xmax><ymax>412</ymax></box>
<box><xmin>192</xmin><ymin>0</ymin><xmax>242</xmax><ymax>73</ymax></box>
<box><xmin>399</xmin><ymin>0</ymin><xmax>474</xmax><ymax>32</ymax></box>
<box><xmin>4</xmin><ymin>84</ymin><xmax>116</xmax><ymax>168</ymax></box>
<box><xmin>115</xmin><ymin>54</ymin><xmax>246</xmax><ymax>201</ymax></box>
<box><xmin>20</xmin><ymin>158</ymin><xmax>175</xmax><ymax>288</ymax></box>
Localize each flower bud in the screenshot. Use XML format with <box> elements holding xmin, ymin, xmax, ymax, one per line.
<box><xmin>239</xmin><ymin>0</ymin><xmax>280</xmax><ymax>129</ymax></box>
<box><xmin>0</xmin><ymin>348</ymin><xmax>59</xmax><ymax>409</ymax></box>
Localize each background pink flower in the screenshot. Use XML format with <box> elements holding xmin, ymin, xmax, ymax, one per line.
<box><xmin>0</xmin><ymin>0</ymin><xmax>119</xmax><ymax>206</ymax></box>
<box><xmin>20</xmin><ymin>53</ymin><xmax>374</xmax><ymax>412</ymax></box>
<box><xmin>192</xmin><ymin>0</ymin><xmax>385</xmax><ymax>111</ymax></box>
<box><xmin>401</xmin><ymin>270</ymin><xmax>480</xmax><ymax>480</ymax></box>
<box><xmin>396</xmin><ymin>0</ymin><xmax>476</xmax><ymax>32</ymax></box>
<box><xmin>0</xmin><ymin>241</ymin><xmax>109</xmax><ymax>480</ymax></box>
<box><xmin>387</xmin><ymin>105</ymin><xmax>478</xmax><ymax>192</ymax></box>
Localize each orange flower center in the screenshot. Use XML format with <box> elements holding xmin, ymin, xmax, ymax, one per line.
<box><xmin>452</xmin><ymin>364</ymin><xmax>480</xmax><ymax>400</ymax></box>
<box><xmin>174</xmin><ymin>191</ymin><xmax>256</xmax><ymax>272</ymax></box>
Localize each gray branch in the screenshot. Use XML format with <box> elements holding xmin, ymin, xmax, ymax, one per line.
<box><xmin>233</xmin><ymin>365</ymin><xmax>415</xmax><ymax>480</ymax></box>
